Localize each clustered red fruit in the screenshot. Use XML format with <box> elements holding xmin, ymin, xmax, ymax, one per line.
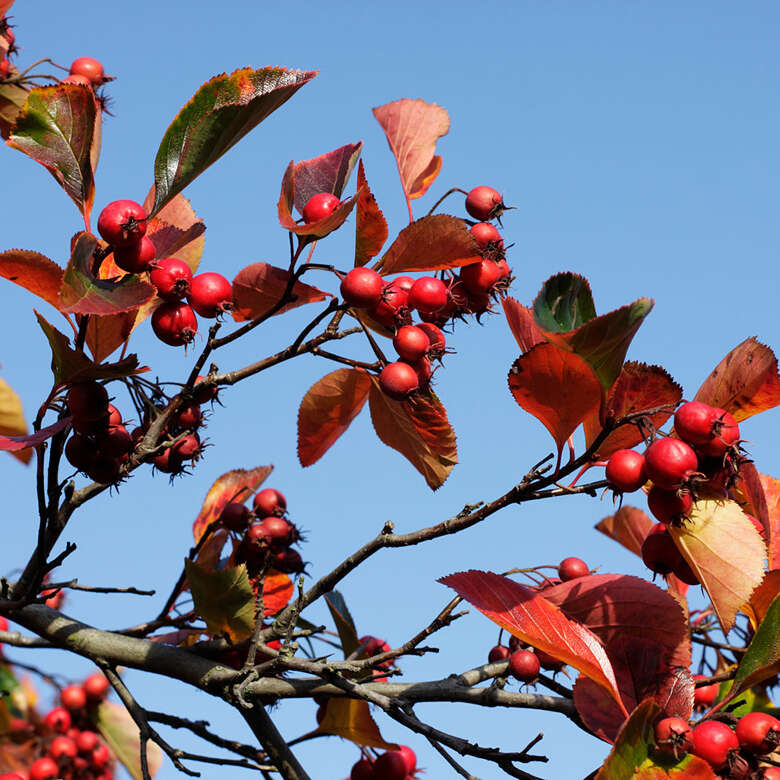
<box><xmin>349</xmin><ymin>746</ymin><xmax>416</xmax><ymax>780</ymax></box>
<box><xmin>0</xmin><ymin>15</ymin><xmax>15</xmax><ymax>80</ymax></box>
<box><xmin>640</xmin><ymin>523</ymin><xmax>699</xmax><ymax>585</ymax></box>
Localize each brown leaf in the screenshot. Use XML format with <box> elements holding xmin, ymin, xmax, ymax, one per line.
<box><xmin>376</xmin><ymin>214</ymin><xmax>480</xmax><ymax>275</ymax></box>
<box><xmin>316</xmin><ymin>698</ymin><xmax>398</xmax><ymax>749</ymax></box>
<box><xmin>694</xmin><ymin>337</ymin><xmax>780</xmax><ymax>422</ymax></box>
<box><xmin>596</xmin><ymin>506</ymin><xmax>654</xmax><ymax>557</ymax></box>
<box><xmin>354</xmin><ymin>160</ymin><xmax>388</xmax><ymax>267</ymax></box>
<box><xmin>372</xmin><ymin>98</ymin><xmax>449</xmax><ymax>200</ymax></box>
<box><xmin>501</xmin><ymin>297</ymin><xmax>546</xmax><ymax>353</ymax></box>
<box><xmin>508</xmin><ymin>343</ymin><xmax>602</xmax><ymax>457</ymax></box>
<box><xmin>0</xmin><ymin>250</ymin><xmax>64</xmax><ymax>309</ymax></box>
<box><xmin>368</xmin><ymin>380</ymin><xmax>457</xmax><ymax>491</ymax></box>
<box><xmin>297</xmin><ymin>368</ymin><xmax>371</xmax><ymax>467</ymax></box>
<box><xmin>94</xmin><ymin>701</ymin><xmax>163</xmax><ymax>780</ymax></box>
<box><xmin>291</xmin><ymin>142</ymin><xmax>362</xmax><ymax>214</ymax></box>
<box><xmin>84</xmin><ymin>310</ymin><xmax>139</xmax><ymax>363</ymax></box>
<box><xmin>761</xmin><ymin>474</ymin><xmax>780</xmax><ymax>570</ymax></box>
<box><xmin>0</xmin><ymin>377</ymin><xmax>31</xmax><ymax>465</ymax></box>
<box><xmin>583</xmin><ymin>362</ymin><xmax>682</xmax><ymax>459</ymax></box>
<box><xmin>231</xmin><ymin>262</ymin><xmax>330</xmax><ymax>321</ymax></box>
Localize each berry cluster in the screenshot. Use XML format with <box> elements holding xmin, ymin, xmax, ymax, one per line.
<box><xmin>349</xmin><ymin>745</ymin><xmax>417</xmax><ymax>780</ymax></box>
<box><xmin>336</xmin><ymin>185</ymin><xmax>512</xmax><ymax>401</ymax></box>
<box><xmin>654</xmin><ymin>711</ymin><xmax>780</xmax><ymax>777</ymax></box>
<box><xmin>96</xmin><ymin>201</ymin><xmax>233</xmax><ymax>348</ymax></box>
<box><xmin>228</xmin><ymin>488</ymin><xmax>306</xmax><ymax>576</ymax></box>
<box><xmin>62</xmin><ymin>57</ymin><xmax>110</xmax><ymax>89</ymax></box>
<box><xmin>0</xmin><ymin>15</ymin><xmax>16</xmax><ymax>80</ymax></box>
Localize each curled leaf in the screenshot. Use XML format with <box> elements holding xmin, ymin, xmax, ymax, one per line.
<box><xmin>291</xmin><ymin>142</ymin><xmax>362</xmax><ymax>214</ymax></box>
<box><xmin>354</xmin><ymin>160</ymin><xmax>388</xmax><ymax>267</ymax></box>
<box><xmin>532</xmin><ymin>272</ymin><xmax>596</xmax><ymax>333</ymax></box>
<box><xmin>501</xmin><ymin>297</ymin><xmax>546</xmax><ymax>354</ymax></box>
<box><xmin>596</xmin><ymin>505</ymin><xmax>654</xmax><ymax>557</ymax></box>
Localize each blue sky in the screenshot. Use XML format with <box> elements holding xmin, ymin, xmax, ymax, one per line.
<box><xmin>2</xmin><ymin>2</ymin><xmax>780</xmax><ymax>778</ymax></box>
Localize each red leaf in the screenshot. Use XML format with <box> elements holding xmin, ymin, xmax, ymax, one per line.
<box><xmin>84</xmin><ymin>310</ymin><xmax>139</xmax><ymax>364</ymax></box>
<box><xmin>694</xmin><ymin>337</ymin><xmax>780</xmax><ymax>422</ymax></box>
<box><xmin>574</xmin><ymin>675</ymin><xmax>626</xmax><ymax>743</ymax></box>
<box><xmin>142</xmin><ymin>189</ymin><xmax>206</xmax><ymax>272</ymax></box>
<box><xmin>256</xmin><ymin>570</ymin><xmax>294</xmax><ymax>617</ymax></box>
<box><xmin>0</xmin><ymin>250</ymin><xmax>64</xmax><ymax>309</ymax></box>
<box><xmin>761</xmin><ymin>474</ymin><xmax>780</xmax><ymax>570</ymax></box>
<box><xmin>291</xmin><ymin>142</ymin><xmax>362</xmax><ymax>214</ymax></box>
<box><xmin>584</xmin><ymin>362</ymin><xmax>682</xmax><ymax>459</ymax></box>
<box><xmin>368</xmin><ymin>380</ymin><xmax>457</xmax><ymax>491</ymax></box>
<box><xmin>0</xmin><ymin>417</ymin><xmax>70</xmax><ymax>452</ymax></box>
<box><xmin>596</xmin><ymin>505</ymin><xmax>654</xmax><ymax>557</ymax></box>
<box><xmin>655</xmin><ymin>666</ymin><xmax>695</xmax><ymax>721</ymax></box>
<box><xmin>297</xmin><ymin>368</ymin><xmax>371</xmax><ymax>467</ymax></box>
<box><xmin>508</xmin><ymin>343</ymin><xmax>601</xmax><ymax>457</ymax></box>
<box><xmin>277</xmin><ymin>160</ymin><xmax>361</xmax><ymax>238</ymax></box>
<box><xmin>440</xmin><ymin>570</ymin><xmax>626</xmax><ymax>713</ymax></box>
<box><xmin>372</xmin><ymin>98</ymin><xmax>449</xmax><ymax>201</ymax></box>
<box><xmin>354</xmin><ymin>160</ymin><xmax>388</xmax><ymax>267</ymax></box>
<box><xmin>192</xmin><ymin>466</ymin><xmax>273</xmax><ymax>543</ymax></box>
<box><xmin>375</xmin><ymin>214</ymin><xmax>481</xmax><ymax>276</ymax></box>
<box><xmin>231</xmin><ymin>262</ymin><xmax>330</xmax><ymax>321</ymax></box>
<box><xmin>734</xmin><ymin>461</ymin><xmax>771</xmax><ymax>542</ymax></box>
<box><xmin>501</xmin><ymin>297</ymin><xmax>546</xmax><ymax>353</ymax></box>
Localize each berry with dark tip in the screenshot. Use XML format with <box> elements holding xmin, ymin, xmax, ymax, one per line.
<box><xmin>152</xmin><ymin>301</ymin><xmax>198</xmax><ymax>347</ymax></box>
<box><xmin>691</xmin><ymin>719</ymin><xmax>739</xmax><ymax>771</ymax></box>
<box><xmin>340</xmin><ymin>267</ymin><xmax>385</xmax><ymax>309</ymax></box>
<box><xmin>253</xmin><ymin>488</ymin><xmax>287</xmax><ymax>517</ymax></box>
<box><xmin>44</xmin><ymin>707</ymin><xmax>72</xmax><ymax>733</ymax></box>
<box><xmin>508</xmin><ymin>649</ymin><xmax>540</xmax><ymax>682</ymax></box>
<box><xmin>644</xmin><ymin>437</ymin><xmax>699</xmax><ymax>490</ymax></box>
<box><xmin>97</xmin><ymin>200</ymin><xmax>147</xmax><ymax>247</ymax></box>
<box><xmin>188</xmin><ymin>272</ymin><xmax>233</xmax><ymax>318</ymax></box>
<box><xmin>465</xmin><ymin>186</ymin><xmax>505</xmax><ymax>221</ymax></box>
<box><xmin>379</xmin><ymin>362</ymin><xmax>419</xmax><ymax>401</ymax></box>
<box><xmin>654</xmin><ymin>716</ymin><xmax>693</xmax><ymax>759</ymax></box>
<box><xmin>736</xmin><ymin>711</ymin><xmax>780</xmax><ymax>754</ymax></box>
<box><xmin>113</xmin><ymin>235</ymin><xmax>156</xmax><ymax>274</ymax></box>
<box><xmin>393</xmin><ymin>325</ymin><xmax>430</xmax><ymax>362</ymax></box>
<box><xmin>150</xmin><ymin>257</ymin><xmax>193</xmax><ymax>300</ymax></box>
<box><xmin>69</xmin><ymin>56</ymin><xmax>106</xmax><ymax>85</ymax></box>
<box><xmin>647</xmin><ymin>486</ymin><xmax>694</xmax><ymax>525</ymax></box>
<box><xmin>220</xmin><ymin>502</ymin><xmax>252</xmax><ymax>532</ymax></box>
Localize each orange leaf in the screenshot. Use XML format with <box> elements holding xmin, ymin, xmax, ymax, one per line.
<box><xmin>508</xmin><ymin>343</ymin><xmax>601</xmax><ymax>457</ymax></box>
<box><xmin>231</xmin><ymin>262</ymin><xmax>330</xmax><ymax>321</ymax></box>
<box><xmin>694</xmin><ymin>337</ymin><xmax>780</xmax><ymax>422</ymax></box>
<box><xmin>440</xmin><ymin>570</ymin><xmax>626</xmax><ymax>713</ymax></box>
<box><xmin>0</xmin><ymin>377</ymin><xmax>32</xmax><ymax>466</ymax></box>
<box><xmin>316</xmin><ymin>698</ymin><xmax>397</xmax><ymax>749</ymax></box>
<box><xmin>368</xmin><ymin>380</ymin><xmax>457</xmax><ymax>491</ymax></box>
<box><xmin>584</xmin><ymin>362</ymin><xmax>682</xmax><ymax>459</ymax></box>
<box><xmin>192</xmin><ymin>466</ymin><xmax>273</xmax><ymax>543</ymax></box>
<box><xmin>0</xmin><ymin>249</ymin><xmax>64</xmax><ymax>310</ymax></box>
<box><xmin>669</xmin><ymin>499</ymin><xmax>765</xmax><ymax>632</ymax></box>
<box><xmin>596</xmin><ymin>505</ymin><xmax>654</xmax><ymax>557</ymax></box>
<box><xmin>373</xmin><ymin>98</ymin><xmax>449</xmax><ymax>201</ymax></box>
<box><xmin>375</xmin><ymin>214</ymin><xmax>480</xmax><ymax>275</ymax></box>
<box><xmin>354</xmin><ymin>160</ymin><xmax>388</xmax><ymax>267</ymax></box>
<box><xmin>297</xmin><ymin>368</ymin><xmax>371</xmax><ymax>467</ymax></box>
<box><xmin>256</xmin><ymin>570</ymin><xmax>294</xmax><ymax>616</ymax></box>
<box><xmin>746</xmin><ymin>569</ymin><xmax>780</xmax><ymax>626</ymax></box>
<box><xmin>501</xmin><ymin>297</ymin><xmax>546</xmax><ymax>353</ymax></box>
<box><xmin>84</xmin><ymin>310</ymin><xmax>139</xmax><ymax>363</ymax></box>
<box><xmin>761</xmin><ymin>474</ymin><xmax>780</xmax><ymax>570</ymax></box>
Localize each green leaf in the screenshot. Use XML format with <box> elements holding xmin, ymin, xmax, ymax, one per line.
<box><xmin>532</xmin><ymin>272</ymin><xmax>596</xmax><ymax>333</ymax></box>
<box><xmin>59</xmin><ymin>233</ymin><xmax>156</xmax><ymax>316</ymax></box>
<box><xmin>151</xmin><ymin>66</ymin><xmax>317</xmax><ymax>216</ymax></box>
<box><xmin>324</xmin><ymin>590</ymin><xmax>360</xmax><ymax>659</ymax></box>
<box><xmin>184</xmin><ymin>560</ymin><xmax>255</xmax><ymax>642</ymax></box>
<box><xmin>93</xmin><ymin>701</ymin><xmax>163</xmax><ymax>780</ymax></box>
<box><xmin>730</xmin><ymin>593</ymin><xmax>780</xmax><ymax>700</ymax></box>
<box><xmin>7</xmin><ymin>84</ymin><xmax>98</xmax><ymax>221</ymax></box>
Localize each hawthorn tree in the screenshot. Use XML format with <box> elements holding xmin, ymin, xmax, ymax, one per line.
<box><xmin>2</xmin><ymin>7</ymin><xmax>780</xmax><ymax>780</ymax></box>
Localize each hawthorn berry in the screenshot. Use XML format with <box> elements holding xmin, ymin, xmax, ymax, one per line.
<box><xmin>416</xmin><ymin>322</ymin><xmax>446</xmax><ymax>356</ymax></box>
<box><xmin>65</xmin><ymin>433</ymin><xmax>95</xmax><ymax>472</ymax></box>
<box><xmin>150</xmin><ymin>257</ymin><xmax>193</xmax><ymax>300</ymax></box>
<box><xmin>113</xmin><ymin>235</ymin><xmax>156</xmax><ymax>274</ymax></box>
<box><xmin>257</xmin><ymin>516</ymin><xmax>294</xmax><ymax>548</ymax></box>
<box><xmin>605</xmin><ymin>449</ymin><xmax>647</xmax><ymax>493</ymax></box>
<box><xmin>379</xmin><ymin>362</ymin><xmax>419</xmax><ymax>401</ymax></box>
<box><xmin>350</xmin><ymin>758</ymin><xmax>375</xmax><ymax>780</ymax></box>
<box><xmin>558</xmin><ymin>557</ymin><xmax>589</xmax><ymax>581</ymax></box>
<box><xmin>641</xmin><ymin>524</ymin><xmax>680</xmax><ymax>576</ymax></box>
<box><xmin>193</xmin><ymin>375</ymin><xmax>218</xmax><ymax>404</ymax></box>
<box><xmin>171</xmin><ymin>402</ymin><xmax>203</xmax><ymax>431</ymax></box>
<box><xmin>254</xmin><ymin>488</ymin><xmax>287</xmax><ymax>517</ymax></box>
<box><xmin>698</xmin><ymin>408</ymin><xmax>740</xmax><ymax>457</ymax></box>
<box><xmin>647</xmin><ymin>486</ymin><xmax>694</xmax><ymax>525</ymax></box>
<box><xmin>411</xmin><ymin>356</ymin><xmax>433</xmax><ymax>387</ymax></box>
<box><xmin>693</xmin><ymin>675</ymin><xmax>719</xmax><ymax>708</ymax></box>
<box><xmin>654</xmin><ymin>716</ymin><xmax>693</xmax><ymax>759</ymax></box>
<box><xmin>691</xmin><ymin>719</ymin><xmax>739</xmax><ymax>771</ymax></box>
<box><xmin>83</xmin><ymin>673</ymin><xmax>110</xmax><ymax>702</ymax></box>
<box><xmin>44</xmin><ymin>706</ymin><xmax>72</xmax><ymax>733</ymax></box>
<box><xmin>508</xmin><ymin>649</ymin><xmax>540</xmax><ymax>682</ymax></box>
<box><xmin>535</xmin><ymin>648</ymin><xmax>565</xmax><ymax>672</ymax></box>
<box><xmin>97</xmin><ymin>200</ymin><xmax>147</xmax><ymax>247</ymax></box>
<box><xmin>94</xmin><ymin>425</ymin><xmax>133</xmax><ymax>458</ymax></box>
<box><xmin>272</xmin><ymin>547</ymin><xmax>305</xmax><ymax>574</ymax></box>
<box><xmin>91</xmin><ymin>742</ymin><xmax>111</xmax><ymax>768</ymax></box>
<box><xmin>369</xmin><ymin>277</ymin><xmax>412</xmax><ymax>327</ymax></box>
<box><xmin>397</xmin><ymin>745</ymin><xmax>416</xmax><ymax>773</ymax></box>
<box><xmin>188</xmin><ymin>272</ymin><xmax>233</xmax><ymax>318</ymax></box>
<box><xmin>61</xmin><ymin>684</ymin><xmax>87</xmax><ymax>710</ymax></box>
<box><xmin>373</xmin><ymin>750</ymin><xmax>409</xmax><ymax>780</ymax></box>
<box><xmin>393</xmin><ymin>325</ymin><xmax>430</xmax><ymax>362</ymax></box>
<box><xmin>85</xmin><ymin>456</ymin><xmax>124</xmax><ymax>485</ymax></box>
<box><xmin>465</xmin><ymin>185</ymin><xmax>504</xmax><ymax>221</ymax></box>
<box><xmin>0</xmin><ymin>774</ymin><xmax>25</xmax><ymax>780</ymax></box>
<box><xmin>302</xmin><ymin>192</ymin><xmax>340</xmax><ymax>223</ymax></box>
<box><xmin>671</xmin><ymin>554</ymin><xmax>699</xmax><ymax>585</ymax></box>
<box><xmin>470</xmin><ymin>221</ymin><xmax>503</xmax><ymax>249</ymax></box>
<box><xmin>644</xmin><ymin>437</ymin><xmax>699</xmax><ymax>490</ymax></box>
<box><xmin>50</xmin><ymin>734</ymin><xmax>78</xmax><ymax>760</ymax></box>
<box><xmin>29</xmin><ymin>758</ymin><xmax>59</xmax><ymax>780</ymax></box>
<box><xmin>736</xmin><ymin>711</ymin><xmax>780</xmax><ymax>754</ymax></box>
<box><xmin>340</xmin><ymin>267</ymin><xmax>385</xmax><ymax>309</ymax></box>
<box><xmin>674</xmin><ymin>401</ymin><xmax>719</xmax><ymax>446</ymax></box>
<box><xmin>488</xmin><ymin>644</ymin><xmax>511</xmax><ymax>663</ymax></box>
<box><xmin>220</xmin><ymin>502</ymin><xmax>251</xmax><ymax>532</ymax></box>
<box><xmin>408</xmin><ymin>276</ymin><xmax>448</xmax><ymax>314</ymax></box>
<box><xmin>0</xmin><ymin>58</ymin><xmax>11</xmax><ymax>79</ymax></box>
<box><xmin>67</xmin><ymin>381</ymin><xmax>109</xmax><ymax>422</ymax></box>
<box><xmin>460</xmin><ymin>259</ymin><xmax>501</xmax><ymax>295</ymax></box>
<box><xmin>152</xmin><ymin>301</ymin><xmax>198</xmax><ymax>346</ymax></box>
<box><xmin>69</xmin><ymin>56</ymin><xmax>106</xmax><ymax>85</ymax></box>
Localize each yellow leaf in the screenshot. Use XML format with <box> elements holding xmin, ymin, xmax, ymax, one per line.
<box><xmin>0</xmin><ymin>378</ymin><xmax>30</xmax><ymax>465</ymax></box>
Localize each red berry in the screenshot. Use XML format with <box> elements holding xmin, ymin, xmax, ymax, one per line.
<box><xmin>605</xmin><ymin>449</ymin><xmax>647</xmax><ymax>493</ymax></box>
<box><xmin>220</xmin><ymin>502</ymin><xmax>251</xmax><ymax>532</ymax></box>
<box><xmin>97</xmin><ymin>200</ymin><xmax>147</xmax><ymax>247</ymax></box>
<box><xmin>69</xmin><ymin>56</ymin><xmax>106</xmax><ymax>85</ymax></box>
<box><xmin>698</xmin><ymin>409</ymin><xmax>740</xmax><ymax>457</ymax></box>
<box><xmin>94</xmin><ymin>424</ymin><xmax>133</xmax><ymax>458</ymax></box>
<box><xmin>736</xmin><ymin>711</ymin><xmax>780</xmax><ymax>754</ymax></box>
<box><xmin>641</xmin><ymin>524</ymin><xmax>680</xmax><ymax>576</ymax></box>
<box><xmin>193</xmin><ymin>376</ymin><xmax>218</xmax><ymax>404</ymax></box>
<box><xmin>171</xmin><ymin>402</ymin><xmax>203</xmax><ymax>431</ymax></box>
<box><xmin>488</xmin><ymin>644</ymin><xmax>511</xmax><ymax>663</ymax></box>
<box><xmin>0</xmin><ymin>775</ymin><xmax>25</xmax><ymax>780</ymax></box>
<box><xmin>65</xmin><ymin>433</ymin><xmax>95</xmax><ymax>472</ymax></box>
<box><xmin>415</xmin><ymin>322</ymin><xmax>446</xmax><ymax>358</ymax></box>
<box><xmin>0</xmin><ymin>59</ymin><xmax>10</xmax><ymax>80</ymax></box>
<box><xmin>379</xmin><ymin>362</ymin><xmax>419</xmax><ymax>401</ymax></box>
<box><xmin>691</xmin><ymin>720</ymin><xmax>739</xmax><ymax>770</ymax></box>
<box><xmin>106</xmin><ymin>404</ymin><xmax>122</xmax><ymax>426</ymax></box>
<box><xmin>393</xmin><ymin>325</ymin><xmax>430</xmax><ymax>362</ymax></box>
<box><xmin>257</xmin><ymin>516</ymin><xmax>294</xmax><ymax>548</ymax></box>
<box><xmin>647</xmin><ymin>486</ymin><xmax>694</xmax><ymax>525</ymax></box>
<box><xmin>692</xmin><ymin>676</ymin><xmax>718</xmax><ymax>708</ymax></box>
<box><xmin>410</xmin><ymin>356</ymin><xmax>433</xmax><ymax>387</ymax></box>
<box><xmin>253</xmin><ymin>488</ymin><xmax>287</xmax><ymax>517</ymax></box>
<box><xmin>29</xmin><ymin>758</ymin><xmax>58</xmax><ymax>780</ymax></box>
<box><xmin>91</xmin><ymin>742</ymin><xmax>111</xmax><ymax>769</ymax></box>
<box><xmin>644</xmin><ymin>437</ymin><xmax>699</xmax><ymax>490</ymax></box>
<box><xmin>369</xmin><ymin>278</ymin><xmax>412</xmax><ymax>327</ymax></box>
<box><xmin>465</xmin><ymin>186</ymin><xmax>504</xmax><ymax>221</ymax></box>
<box><xmin>760</xmin><ymin>768</ymin><xmax>780</xmax><ymax>780</ymax></box>
<box><xmin>671</xmin><ymin>554</ymin><xmax>699</xmax><ymax>586</ymax></box>
<box><xmin>50</xmin><ymin>735</ymin><xmax>78</xmax><ymax>760</ymax></box>
<box><xmin>654</xmin><ymin>716</ymin><xmax>693</xmax><ymax>759</ymax></box>
<box><xmin>373</xmin><ymin>750</ymin><xmax>408</xmax><ymax>780</ymax></box>
<box><xmin>271</xmin><ymin>547</ymin><xmax>305</xmax><ymax>574</ymax></box>
<box><xmin>63</xmin><ymin>73</ymin><xmax>92</xmax><ymax>87</ymax></box>
<box><xmin>460</xmin><ymin>259</ymin><xmax>501</xmax><ymax>295</ymax></box>
<box><xmin>408</xmin><ymin>276</ymin><xmax>448</xmax><ymax>314</ymax></box>
<box><xmin>558</xmin><ymin>557</ymin><xmax>589</xmax><ymax>581</ymax></box>
<box><xmin>340</xmin><ymin>267</ymin><xmax>385</xmax><ymax>309</ymax></box>
<box><xmin>61</xmin><ymin>684</ymin><xmax>87</xmax><ymax>711</ymax></box>
<box><xmin>534</xmin><ymin>648</ymin><xmax>565</xmax><ymax>672</ymax></box>
<box><xmin>496</xmin><ymin>258</ymin><xmax>512</xmax><ymax>279</ymax></box>
<box><xmin>470</xmin><ymin>221</ymin><xmax>503</xmax><ymax>249</ymax></box>
<box><xmin>85</xmin><ymin>456</ymin><xmax>124</xmax><ymax>484</ymax></box>
<box><xmin>151</xmin><ymin>301</ymin><xmax>198</xmax><ymax>346</ymax></box>
<box><xmin>44</xmin><ymin>707</ymin><xmax>72</xmax><ymax>733</ymax></box>
<box><xmin>350</xmin><ymin>758</ymin><xmax>375</xmax><ymax>780</ymax></box>
<box><xmin>67</xmin><ymin>381</ymin><xmax>109</xmax><ymax>422</ymax></box>
<box><xmin>508</xmin><ymin>649</ymin><xmax>540</xmax><ymax>682</ymax></box>
<box><xmin>150</xmin><ymin>257</ymin><xmax>193</xmax><ymax>300</ymax></box>
<box><xmin>398</xmin><ymin>745</ymin><xmax>416</xmax><ymax>773</ymax></box>
<box><xmin>113</xmin><ymin>236</ymin><xmax>156</xmax><ymax>274</ymax></box>
<box><xmin>302</xmin><ymin>192</ymin><xmax>340</xmax><ymax>223</ymax></box>
<box><xmin>153</xmin><ymin>446</ymin><xmax>185</xmax><ymax>475</ymax></box>
<box><xmin>674</xmin><ymin>401</ymin><xmax>720</xmax><ymax>446</ymax></box>
<box><xmin>83</xmin><ymin>673</ymin><xmax>110</xmax><ymax>702</ymax></box>
<box><xmin>188</xmin><ymin>272</ymin><xmax>232</xmax><ymax>318</ymax></box>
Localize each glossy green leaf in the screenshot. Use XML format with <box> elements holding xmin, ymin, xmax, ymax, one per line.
<box><xmin>532</xmin><ymin>272</ymin><xmax>596</xmax><ymax>333</ymax></box>
<box><xmin>151</xmin><ymin>66</ymin><xmax>316</xmax><ymax>215</ymax></box>
<box><xmin>324</xmin><ymin>590</ymin><xmax>360</xmax><ymax>659</ymax></box>
<box><xmin>7</xmin><ymin>84</ymin><xmax>98</xmax><ymax>220</ymax></box>
<box><xmin>93</xmin><ymin>701</ymin><xmax>163</xmax><ymax>780</ymax></box>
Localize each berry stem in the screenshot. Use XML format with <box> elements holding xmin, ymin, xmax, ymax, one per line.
<box><xmin>425</xmin><ymin>187</ymin><xmax>469</xmax><ymax>217</ymax></box>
